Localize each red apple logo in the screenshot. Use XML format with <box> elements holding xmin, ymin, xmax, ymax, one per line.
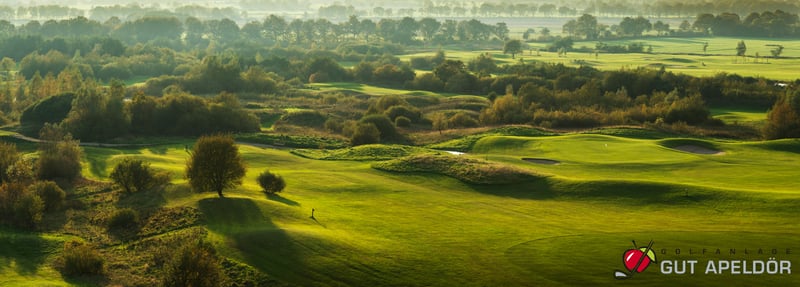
<box><xmin>614</xmin><ymin>240</ymin><xmax>656</xmax><ymax>279</ymax></box>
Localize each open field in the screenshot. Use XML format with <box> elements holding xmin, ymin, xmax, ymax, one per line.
<box><xmin>2</xmin><ymin>128</ymin><xmax>798</xmax><ymax>286</ymax></box>
<box><xmin>403</xmin><ymin>37</ymin><xmax>800</xmax><ymax>81</ymax></box>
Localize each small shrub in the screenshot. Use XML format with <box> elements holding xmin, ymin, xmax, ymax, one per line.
<box><xmin>62</xmin><ymin>241</ymin><xmax>105</xmax><ymax>276</ymax></box>
<box><xmin>29</xmin><ymin>181</ymin><xmax>65</xmax><ymax>212</ymax></box>
<box><xmin>162</xmin><ymin>241</ymin><xmax>224</xmax><ymax>287</ymax></box>
<box><xmin>107</xmin><ymin>208</ymin><xmax>140</xmax><ymax>230</ymax></box>
<box><xmin>257</xmin><ymin>170</ymin><xmax>286</xmax><ymax>194</ymax></box>
<box><xmin>350</xmin><ymin>123</ymin><xmax>381</xmax><ymax>146</ymax></box>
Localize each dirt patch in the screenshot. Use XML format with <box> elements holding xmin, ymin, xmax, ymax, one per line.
<box><xmin>522</xmin><ymin>158</ymin><xmax>561</xmax><ymax>165</ymax></box>
<box><xmin>672</xmin><ymin>145</ymin><xmax>724</xmax><ymax>155</ymax></box>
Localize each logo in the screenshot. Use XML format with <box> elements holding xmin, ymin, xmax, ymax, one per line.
<box><xmin>614</xmin><ymin>240</ymin><xmax>657</xmax><ymax>279</ymax></box>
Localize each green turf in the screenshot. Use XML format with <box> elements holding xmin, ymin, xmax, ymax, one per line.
<box><xmin>3</xmin><ymin>131</ymin><xmax>800</xmax><ymax>286</ymax></box>
<box><xmin>710</xmin><ymin>107</ymin><xmax>768</xmax><ymax>125</ymax></box>
<box><xmin>404</xmin><ymin>37</ymin><xmax>800</xmax><ymax>80</ymax></box>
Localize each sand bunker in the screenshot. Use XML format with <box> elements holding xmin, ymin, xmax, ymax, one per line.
<box><xmin>522</xmin><ymin>158</ymin><xmax>561</xmax><ymax>165</ymax></box>
<box><xmin>672</xmin><ymin>145</ymin><xmax>724</xmax><ymax>155</ymax></box>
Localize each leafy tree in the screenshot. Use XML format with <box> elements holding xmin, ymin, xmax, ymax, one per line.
<box><xmin>418</xmin><ymin>18</ymin><xmax>441</xmax><ymax>43</ymax></box>
<box><xmin>522</xmin><ymin>28</ymin><xmax>535</xmax><ymax>40</ymax></box>
<box><xmin>503</xmin><ymin>39</ymin><xmax>523</xmax><ymax>59</ymax></box>
<box><xmin>764</xmin><ymin>90</ymin><xmax>800</xmax><ymax>139</ymax></box>
<box><xmin>433</xmin><ymin>60</ymin><xmax>466</xmax><ymax>83</ymax></box>
<box><xmin>37</xmin><ymin>123</ymin><xmax>81</xmax><ymax>182</ymax></box>
<box><xmin>186</xmin><ymin>134</ymin><xmax>246</xmax><ymax>197</ymax></box>
<box><xmin>618</xmin><ymin>16</ymin><xmax>652</xmax><ymax>37</ymax></box>
<box><xmin>770</xmin><ymin>45</ymin><xmax>784</xmax><ymax>58</ymax></box>
<box><xmin>257</xmin><ymin>170</ymin><xmax>286</xmax><ymax>194</ymax></box>
<box><xmin>575</xmin><ymin>14</ymin><xmax>599</xmax><ymax>39</ymax></box>
<box><xmin>110</xmin><ymin>158</ymin><xmax>160</xmax><ymax>193</ymax></box>
<box><xmin>350</xmin><ymin>123</ymin><xmax>380</xmax><ymax>146</ymax></box>
<box><xmin>736</xmin><ymin>40</ymin><xmax>747</xmax><ymax>56</ymax></box>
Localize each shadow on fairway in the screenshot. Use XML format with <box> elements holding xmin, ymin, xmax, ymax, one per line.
<box><xmin>199</xmin><ymin>197</ymin><xmax>323</xmax><ymax>285</ymax></box>
<box><xmin>0</xmin><ymin>230</ymin><xmax>58</xmax><ymax>275</ymax></box>
<box><xmin>266</xmin><ymin>193</ymin><xmax>300</xmax><ymax>206</ymax></box>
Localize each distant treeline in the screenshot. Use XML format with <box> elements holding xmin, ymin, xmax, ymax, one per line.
<box><xmin>562</xmin><ymin>10</ymin><xmax>800</xmax><ymax>40</ymax></box>
<box><xmin>3</xmin><ymin>1</ymin><xmax>798</xmax><ymax>21</ymax></box>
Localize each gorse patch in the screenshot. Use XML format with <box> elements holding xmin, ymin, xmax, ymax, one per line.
<box><xmin>373</xmin><ymin>154</ymin><xmax>544</xmax><ymax>185</ymax></box>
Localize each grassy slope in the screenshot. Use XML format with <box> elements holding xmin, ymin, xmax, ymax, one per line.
<box><xmin>3</xmin><ymin>134</ymin><xmax>800</xmax><ymax>286</ymax></box>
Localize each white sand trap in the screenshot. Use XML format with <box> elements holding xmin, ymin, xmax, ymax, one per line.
<box><xmin>522</xmin><ymin>158</ymin><xmax>561</xmax><ymax>165</ymax></box>
<box><xmin>672</xmin><ymin>145</ymin><xmax>725</xmax><ymax>155</ymax></box>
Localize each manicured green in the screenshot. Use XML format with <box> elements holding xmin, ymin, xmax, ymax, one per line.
<box><xmin>3</xmin><ymin>130</ymin><xmax>800</xmax><ymax>286</ymax></box>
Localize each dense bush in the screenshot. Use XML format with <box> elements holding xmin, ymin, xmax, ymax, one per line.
<box><xmin>110</xmin><ymin>158</ymin><xmax>165</xmax><ymax>193</ymax></box>
<box><xmin>36</xmin><ymin>124</ymin><xmax>82</xmax><ymax>182</ymax></box>
<box><xmin>12</xmin><ymin>189</ymin><xmax>44</xmax><ymax>228</ymax></box>
<box><xmin>764</xmin><ymin>90</ymin><xmax>800</xmax><ymax>139</ymax></box>
<box><xmin>257</xmin><ymin>170</ymin><xmax>286</xmax><ymax>194</ymax></box>
<box><xmin>162</xmin><ymin>241</ymin><xmax>224</xmax><ymax>287</ymax></box>
<box><xmin>350</xmin><ymin>123</ymin><xmax>381</xmax><ymax>146</ymax></box>
<box><xmin>62</xmin><ymin>241</ymin><xmax>105</xmax><ymax>276</ymax></box>
<box><xmin>107</xmin><ymin>208</ymin><xmax>140</xmax><ymax>230</ymax></box>
<box><xmin>28</xmin><ymin>181</ymin><xmax>65</xmax><ymax>212</ymax></box>
<box><xmin>359</xmin><ymin>114</ymin><xmax>398</xmax><ymax>141</ymax></box>
<box><xmin>0</xmin><ymin>143</ymin><xmax>19</xmax><ymax>183</ymax></box>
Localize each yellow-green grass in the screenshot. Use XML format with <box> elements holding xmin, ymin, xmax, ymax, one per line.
<box><xmin>3</xmin><ymin>133</ymin><xmax>800</xmax><ymax>286</ymax></box>
<box><xmin>471</xmin><ymin>134</ymin><xmax>800</xmax><ymax>193</ymax></box>
<box><xmin>711</xmin><ymin>107</ymin><xmax>768</xmax><ymax>125</ymax></box>
<box><xmin>405</xmin><ymin>37</ymin><xmax>800</xmax><ymax>80</ymax></box>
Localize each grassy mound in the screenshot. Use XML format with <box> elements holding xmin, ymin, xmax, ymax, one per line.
<box><xmin>372</xmin><ymin>154</ymin><xmax>544</xmax><ymax>184</ymax></box>
<box><xmin>235</xmin><ymin>133</ymin><xmax>347</xmax><ymax>149</ymax></box>
<box><xmin>292</xmin><ymin>144</ymin><xmax>434</xmax><ymax>161</ymax></box>
<box><xmin>428</xmin><ymin>126</ymin><xmax>556</xmax><ymax>151</ymax></box>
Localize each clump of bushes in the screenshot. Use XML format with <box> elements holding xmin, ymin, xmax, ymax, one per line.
<box><xmin>107</xmin><ymin>208</ymin><xmax>140</xmax><ymax>230</ymax></box>
<box><xmin>110</xmin><ymin>158</ymin><xmax>170</xmax><ymax>193</ymax></box>
<box><xmin>29</xmin><ymin>180</ymin><xmax>65</xmax><ymax>212</ymax></box>
<box><xmin>257</xmin><ymin>170</ymin><xmax>286</xmax><ymax>194</ymax></box>
<box><xmin>61</xmin><ymin>241</ymin><xmax>105</xmax><ymax>276</ymax></box>
<box><xmin>162</xmin><ymin>241</ymin><xmax>224</xmax><ymax>287</ymax></box>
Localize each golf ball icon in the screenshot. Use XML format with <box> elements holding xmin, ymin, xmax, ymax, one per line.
<box><xmin>614</xmin><ymin>240</ymin><xmax>656</xmax><ymax>279</ymax></box>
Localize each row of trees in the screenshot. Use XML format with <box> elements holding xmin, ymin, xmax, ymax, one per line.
<box><xmin>21</xmin><ymin>82</ymin><xmax>260</xmax><ymax>140</ymax></box>
<box><xmin>561</xmin><ymin>10</ymin><xmax>800</xmax><ymax>40</ymax></box>
<box><xmin>320</xmin><ymin>1</ymin><xmax>800</xmax><ymax>19</ymax></box>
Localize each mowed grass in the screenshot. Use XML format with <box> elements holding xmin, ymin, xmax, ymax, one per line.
<box><xmin>711</xmin><ymin>107</ymin><xmax>768</xmax><ymax>126</ymax></box>
<box><xmin>4</xmin><ymin>133</ymin><xmax>800</xmax><ymax>286</ymax></box>
<box><xmin>404</xmin><ymin>37</ymin><xmax>800</xmax><ymax>80</ymax></box>
<box><xmin>472</xmin><ymin>134</ymin><xmax>800</xmax><ymax>193</ymax></box>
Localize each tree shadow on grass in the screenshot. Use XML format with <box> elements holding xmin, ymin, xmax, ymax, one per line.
<box><xmin>466</xmin><ymin>178</ymin><xmax>558</xmax><ymax>200</ymax></box>
<box><xmin>266</xmin><ymin>193</ymin><xmax>300</xmax><ymax>206</ymax></box>
<box><xmin>0</xmin><ymin>229</ymin><xmax>58</xmax><ymax>275</ymax></box>
<box><xmin>198</xmin><ymin>197</ymin><xmax>343</xmax><ymax>285</ymax></box>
